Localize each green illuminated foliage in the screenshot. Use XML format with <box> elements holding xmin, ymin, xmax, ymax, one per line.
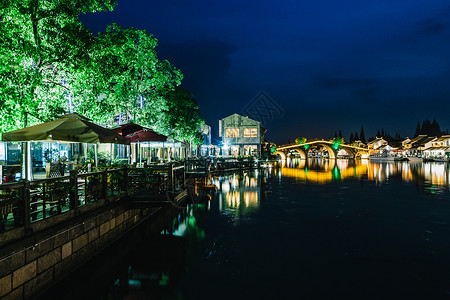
<box><xmin>152</xmin><ymin>87</ymin><xmax>204</xmax><ymax>145</ymax></box>
<box><xmin>77</xmin><ymin>24</ymin><xmax>183</xmax><ymax>127</ymax></box>
<box><xmin>332</xmin><ymin>137</ymin><xmax>344</xmax><ymax>150</ymax></box>
<box><xmin>0</xmin><ymin>0</ymin><xmax>117</xmax><ymax>132</ymax></box>
<box><xmin>295</xmin><ymin>137</ymin><xmax>307</xmax><ymax>144</ymax></box>
<box><xmin>0</xmin><ymin>1</ymin><xmax>202</xmax><ymax>145</ymax></box>
<box><xmin>270</xmin><ymin>142</ymin><xmax>277</xmax><ymax>154</ymax></box>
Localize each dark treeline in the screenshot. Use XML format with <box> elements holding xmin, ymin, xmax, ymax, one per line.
<box><xmin>414</xmin><ymin>118</ymin><xmax>448</xmax><ymax>137</ymax></box>
<box><xmin>347</xmin><ymin>126</ymin><xmax>366</xmax><ymax>143</ymax></box>
<box><xmin>345</xmin><ymin>118</ymin><xmax>449</xmax><ymax>144</ymax></box>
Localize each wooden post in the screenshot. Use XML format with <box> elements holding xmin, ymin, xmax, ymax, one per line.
<box><xmin>123</xmin><ymin>165</ymin><xmax>128</xmax><ymax>196</ymax></box>
<box><xmin>183</xmin><ymin>164</ymin><xmax>186</xmax><ymax>189</ymax></box>
<box><xmin>69</xmin><ymin>170</ymin><xmax>78</xmax><ymax>213</ymax></box>
<box><xmin>168</xmin><ymin>163</ymin><xmax>173</xmax><ymax>193</ymax></box>
<box><xmin>102</xmin><ymin>170</ymin><xmax>108</xmax><ymax>199</ymax></box>
<box><xmin>23</xmin><ymin>180</ymin><xmax>31</xmax><ymax>232</ymax></box>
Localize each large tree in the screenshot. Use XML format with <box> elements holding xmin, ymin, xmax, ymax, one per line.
<box><xmin>154</xmin><ymin>87</ymin><xmax>204</xmax><ymax>145</ymax></box>
<box><xmin>359</xmin><ymin>126</ymin><xmax>366</xmax><ymax>143</ymax></box>
<box><xmin>77</xmin><ymin>24</ymin><xmax>183</xmax><ymax>127</ymax></box>
<box><xmin>0</xmin><ymin>0</ymin><xmax>117</xmax><ymax>132</ymax></box>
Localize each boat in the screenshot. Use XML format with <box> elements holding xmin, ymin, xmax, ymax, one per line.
<box><xmin>432</xmin><ymin>158</ymin><xmax>449</xmax><ymax>163</ymax></box>
<box><xmin>406</xmin><ymin>156</ymin><xmax>423</xmax><ymax>163</ymax></box>
<box><xmin>369</xmin><ymin>153</ymin><xmax>397</xmax><ymax>162</ymax></box>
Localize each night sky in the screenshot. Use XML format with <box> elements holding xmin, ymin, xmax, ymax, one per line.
<box><xmin>81</xmin><ymin>0</ymin><xmax>450</xmax><ymax>144</ymax></box>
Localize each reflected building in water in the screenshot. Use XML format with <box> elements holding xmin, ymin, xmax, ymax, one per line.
<box><xmin>213</xmin><ymin>171</ymin><xmax>265</xmax><ymax>220</ymax></box>
<box><xmin>282</xmin><ymin>158</ymin><xmax>450</xmax><ymax>187</ymax></box>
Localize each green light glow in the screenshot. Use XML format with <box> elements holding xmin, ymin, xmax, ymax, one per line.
<box><xmin>295</xmin><ymin>137</ymin><xmax>307</xmax><ymax>144</ymax></box>
<box><xmin>128</xmin><ymin>279</ymin><xmax>142</xmax><ymax>287</ymax></box>
<box><xmin>332</xmin><ymin>166</ymin><xmax>341</xmax><ymax>180</ymax></box>
<box><xmin>0</xmin><ymin>3</ymin><xmax>203</xmax><ymax>144</ymax></box>
<box><xmin>332</xmin><ymin>137</ymin><xmax>343</xmax><ymax>150</ymax></box>
<box><xmin>159</xmin><ymin>273</ymin><xmax>169</xmax><ymax>286</ymax></box>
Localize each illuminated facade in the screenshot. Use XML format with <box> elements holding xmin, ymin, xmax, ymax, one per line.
<box><xmin>404</xmin><ymin>135</ymin><xmax>437</xmax><ymax>156</ymax></box>
<box><xmin>219</xmin><ymin>113</ymin><xmax>264</xmax><ymax>157</ymax></box>
<box><xmin>367</xmin><ymin>137</ymin><xmax>388</xmax><ymax>150</ymax></box>
<box><xmin>422</xmin><ymin>135</ymin><xmax>450</xmax><ymax>158</ymax></box>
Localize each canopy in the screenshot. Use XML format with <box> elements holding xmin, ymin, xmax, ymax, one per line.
<box><xmin>2</xmin><ymin>113</ymin><xmax>130</xmax><ymax>144</ymax></box>
<box><xmin>112</xmin><ymin>122</ymin><xmax>168</xmax><ymax>143</ymax></box>
<box><xmin>129</xmin><ymin>130</ymin><xmax>168</xmax><ymax>143</ymax></box>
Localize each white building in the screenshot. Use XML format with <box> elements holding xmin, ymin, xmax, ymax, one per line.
<box><xmin>219</xmin><ymin>113</ymin><xmax>265</xmax><ymax>157</ymax></box>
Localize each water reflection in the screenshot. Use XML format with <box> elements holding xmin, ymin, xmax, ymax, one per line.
<box><xmin>36</xmin><ymin>163</ymin><xmax>450</xmax><ymax>299</ymax></box>
<box><xmin>170</xmin><ymin>204</ymin><xmax>206</xmax><ymax>240</ymax></box>
<box><xmin>283</xmin><ymin>158</ymin><xmax>450</xmax><ymax>187</ymax></box>
<box><xmin>212</xmin><ymin>170</ymin><xmax>266</xmax><ymax>221</ymax></box>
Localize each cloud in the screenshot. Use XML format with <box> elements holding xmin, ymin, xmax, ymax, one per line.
<box><xmin>416</xmin><ymin>7</ymin><xmax>450</xmax><ymax>36</ymax></box>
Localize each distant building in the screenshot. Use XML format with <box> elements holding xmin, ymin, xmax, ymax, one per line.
<box><xmin>199</xmin><ymin>124</ymin><xmax>211</xmax><ymax>145</ymax></box>
<box><xmin>404</xmin><ymin>135</ymin><xmax>437</xmax><ymax>156</ymax></box>
<box><xmin>422</xmin><ymin>135</ymin><xmax>450</xmax><ymax>158</ymax></box>
<box><xmin>219</xmin><ymin>113</ymin><xmax>265</xmax><ymax>157</ymax></box>
<box><xmin>367</xmin><ymin>137</ymin><xmax>388</xmax><ymax>151</ymax></box>
<box><xmin>198</xmin><ymin>124</ymin><xmax>218</xmax><ymax>157</ymax></box>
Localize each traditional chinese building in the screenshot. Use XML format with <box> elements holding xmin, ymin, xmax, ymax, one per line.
<box><xmin>422</xmin><ymin>135</ymin><xmax>450</xmax><ymax>158</ymax></box>
<box><xmin>404</xmin><ymin>135</ymin><xmax>437</xmax><ymax>156</ymax></box>
<box><xmin>367</xmin><ymin>137</ymin><xmax>389</xmax><ymax>151</ymax></box>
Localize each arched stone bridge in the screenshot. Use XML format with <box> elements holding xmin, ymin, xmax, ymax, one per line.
<box><xmin>276</xmin><ymin>140</ymin><xmax>370</xmax><ymax>160</ymax></box>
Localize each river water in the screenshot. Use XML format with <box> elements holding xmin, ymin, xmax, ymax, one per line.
<box><xmin>39</xmin><ymin>159</ymin><xmax>450</xmax><ymax>299</ymax></box>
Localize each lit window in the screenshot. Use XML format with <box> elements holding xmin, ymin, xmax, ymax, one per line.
<box><xmin>244</xmin><ymin>145</ymin><xmax>257</xmax><ymax>155</ymax></box>
<box><xmin>244</xmin><ymin>128</ymin><xmax>257</xmax><ymax>137</ymax></box>
<box><xmin>225</xmin><ymin>128</ymin><xmax>239</xmax><ymax>137</ymax></box>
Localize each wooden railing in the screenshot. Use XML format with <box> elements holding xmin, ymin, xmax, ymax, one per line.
<box><xmin>0</xmin><ymin>163</ymin><xmax>185</xmax><ymax>235</ymax></box>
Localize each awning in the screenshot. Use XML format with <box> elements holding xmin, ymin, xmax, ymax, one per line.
<box><xmin>2</xmin><ymin>113</ymin><xmax>130</xmax><ymax>144</ymax></box>
<box><xmin>112</xmin><ymin>122</ymin><xmax>169</xmax><ymax>143</ymax></box>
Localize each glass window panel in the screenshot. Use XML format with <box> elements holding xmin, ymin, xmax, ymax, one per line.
<box><xmin>244</xmin><ymin>128</ymin><xmax>257</xmax><ymax>137</ymax></box>
<box><xmin>226</xmin><ymin>128</ymin><xmax>239</xmax><ymax>138</ymax></box>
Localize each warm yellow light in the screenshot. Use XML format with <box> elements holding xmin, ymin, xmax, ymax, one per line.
<box><xmin>225</xmin><ymin>128</ymin><xmax>239</xmax><ymax>138</ymax></box>
<box><xmin>243</xmin><ymin>128</ymin><xmax>257</xmax><ymax>137</ymax></box>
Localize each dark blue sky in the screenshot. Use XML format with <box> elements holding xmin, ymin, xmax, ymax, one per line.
<box><xmin>81</xmin><ymin>0</ymin><xmax>450</xmax><ymax>144</ymax></box>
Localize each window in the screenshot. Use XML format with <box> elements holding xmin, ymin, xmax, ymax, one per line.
<box><xmin>225</xmin><ymin>128</ymin><xmax>239</xmax><ymax>138</ymax></box>
<box><xmin>0</xmin><ymin>143</ymin><xmax>5</xmax><ymax>161</ymax></box>
<box><xmin>244</xmin><ymin>145</ymin><xmax>257</xmax><ymax>155</ymax></box>
<box><xmin>244</xmin><ymin>128</ymin><xmax>258</xmax><ymax>137</ymax></box>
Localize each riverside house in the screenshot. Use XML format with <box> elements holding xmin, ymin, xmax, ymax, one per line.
<box><xmin>219</xmin><ymin>113</ymin><xmax>265</xmax><ymax>157</ymax></box>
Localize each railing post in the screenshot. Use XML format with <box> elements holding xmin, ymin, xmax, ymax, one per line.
<box><xmin>69</xmin><ymin>170</ymin><xmax>79</xmax><ymax>214</ymax></box>
<box><xmin>102</xmin><ymin>170</ymin><xmax>108</xmax><ymax>199</ymax></box>
<box><xmin>183</xmin><ymin>164</ymin><xmax>186</xmax><ymax>189</ymax></box>
<box><xmin>23</xmin><ymin>180</ymin><xmax>31</xmax><ymax>232</ymax></box>
<box><xmin>168</xmin><ymin>163</ymin><xmax>174</xmax><ymax>193</ymax></box>
<box><xmin>123</xmin><ymin>165</ymin><xmax>128</xmax><ymax>196</ymax></box>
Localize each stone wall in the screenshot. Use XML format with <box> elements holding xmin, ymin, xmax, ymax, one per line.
<box><xmin>0</xmin><ymin>204</ymin><xmax>153</xmax><ymax>299</ymax></box>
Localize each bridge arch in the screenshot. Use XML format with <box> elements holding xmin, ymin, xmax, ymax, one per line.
<box><xmin>316</xmin><ymin>143</ymin><xmax>337</xmax><ymax>160</ymax></box>
<box><xmin>276</xmin><ymin>140</ymin><xmax>369</xmax><ymax>160</ymax></box>
<box><xmin>277</xmin><ymin>151</ymin><xmax>286</xmax><ymax>160</ymax></box>
<box><xmin>289</xmin><ymin>148</ymin><xmax>307</xmax><ymax>159</ymax></box>
<box><xmin>337</xmin><ymin>147</ymin><xmax>357</xmax><ymax>159</ymax></box>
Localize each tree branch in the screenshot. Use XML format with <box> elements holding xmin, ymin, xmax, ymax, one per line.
<box><xmin>41</xmin><ymin>79</ymin><xmax>71</xmax><ymax>91</ymax></box>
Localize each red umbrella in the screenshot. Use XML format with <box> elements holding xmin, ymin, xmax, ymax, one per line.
<box><xmin>128</xmin><ymin>130</ymin><xmax>168</xmax><ymax>142</ymax></box>
<box><xmin>112</xmin><ymin>122</ymin><xmax>168</xmax><ymax>142</ymax></box>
